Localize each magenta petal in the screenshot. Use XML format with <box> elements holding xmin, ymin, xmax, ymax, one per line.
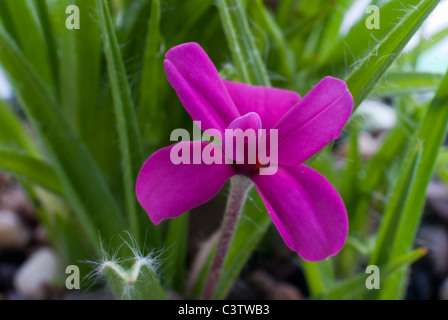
<box><xmin>224</xmin><ymin>112</ymin><xmax>262</xmax><ymax>164</ymax></box>
<box><xmin>164</xmin><ymin>43</ymin><xmax>240</xmax><ymax>134</ymax></box>
<box><xmin>251</xmin><ymin>165</ymin><xmax>348</xmax><ymax>261</ymax></box>
<box><xmin>273</xmin><ymin>76</ymin><xmax>353</xmax><ymax>166</ymax></box>
<box><xmin>223</xmin><ymin>79</ymin><xmax>301</xmax><ymax>130</ymax></box>
<box><xmin>136</xmin><ymin>141</ymin><xmax>237</xmax><ymax>225</ymax></box>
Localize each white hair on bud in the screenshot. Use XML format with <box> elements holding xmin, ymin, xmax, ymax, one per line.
<box><xmin>84</xmin><ymin>232</ymin><xmax>166</xmax><ymax>299</ymax></box>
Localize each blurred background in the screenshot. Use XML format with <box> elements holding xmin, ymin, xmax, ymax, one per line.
<box><xmin>1</xmin><ymin>0</ymin><xmax>448</xmax><ymax>300</ymax></box>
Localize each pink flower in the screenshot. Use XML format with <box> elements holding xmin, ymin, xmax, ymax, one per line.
<box><xmin>136</xmin><ymin>42</ymin><xmax>353</xmax><ymax>261</ymax></box>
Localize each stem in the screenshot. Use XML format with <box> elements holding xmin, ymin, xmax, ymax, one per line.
<box><xmin>201</xmin><ymin>175</ymin><xmax>253</xmax><ymax>300</ymax></box>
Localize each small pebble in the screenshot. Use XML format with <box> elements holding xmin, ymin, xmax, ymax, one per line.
<box><xmin>33</xmin><ymin>225</ymin><xmax>50</xmax><ymax>246</ymax></box>
<box><xmin>249</xmin><ymin>270</ymin><xmax>303</xmax><ymax>300</ymax></box>
<box><xmin>0</xmin><ymin>173</ymin><xmax>13</xmax><ymax>189</ymax></box>
<box><xmin>0</xmin><ymin>262</ymin><xmax>19</xmax><ymax>292</ymax></box>
<box><xmin>0</xmin><ymin>188</ymin><xmax>36</xmax><ymax>224</ymax></box>
<box><xmin>357</xmin><ymin>100</ymin><xmax>397</xmax><ymax>131</ymax></box>
<box><xmin>426</xmin><ymin>181</ymin><xmax>448</xmax><ymax>223</ymax></box>
<box><xmin>418</xmin><ymin>225</ymin><xmax>448</xmax><ymax>276</ymax></box>
<box><xmin>13</xmin><ymin>248</ymin><xmax>62</xmax><ymax>299</ymax></box>
<box><xmin>440</xmin><ymin>278</ymin><xmax>448</xmax><ymax>300</ymax></box>
<box><xmin>0</xmin><ymin>210</ymin><xmax>31</xmax><ymax>250</ymax></box>
<box><xmin>359</xmin><ymin>131</ymin><xmax>383</xmax><ymax>160</ymax></box>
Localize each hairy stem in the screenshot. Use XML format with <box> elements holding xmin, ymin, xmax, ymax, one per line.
<box><xmin>201</xmin><ymin>175</ymin><xmax>253</xmax><ymax>300</ymax></box>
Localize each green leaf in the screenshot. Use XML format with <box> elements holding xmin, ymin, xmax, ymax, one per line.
<box><xmin>73</xmin><ymin>0</ymin><xmax>102</xmax><ymax>144</ymax></box>
<box><xmin>370</xmin><ymin>71</ymin><xmax>443</xmax><ymax>98</ymax></box>
<box><xmin>0</xmin><ymin>148</ymin><xmax>63</xmax><ymax>195</ymax></box>
<box><xmin>98</xmin><ymin>0</ymin><xmax>160</xmax><ymax>248</ymax></box>
<box><xmin>320</xmin><ymin>0</ymin><xmax>419</xmax><ymax>71</ymax></box>
<box><xmin>138</xmin><ymin>0</ymin><xmax>162</xmax><ymax>145</ymax></box>
<box><xmin>1</xmin><ymin>0</ymin><xmax>55</xmax><ymax>88</ymax></box>
<box><xmin>216</xmin><ymin>0</ymin><xmax>270</xmax><ymax>86</ymax></box>
<box><xmin>116</xmin><ymin>0</ymin><xmax>155</xmax><ymax>103</ymax></box>
<box><xmin>162</xmin><ymin>213</ymin><xmax>189</xmax><ymax>293</ymax></box>
<box><xmin>403</xmin><ymin>26</ymin><xmax>448</xmax><ymax>64</ymax></box>
<box><xmin>0</xmin><ymin>20</ymin><xmax>126</xmax><ymax>256</ymax></box>
<box><xmin>302</xmin><ymin>259</ymin><xmax>335</xmax><ymax>296</ymax></box>
<box><xmin>370</xmin><ymin>141</ymin><xmax>423</xmax><ymax>269</ymax></box>
<box><xmin>436</xmin><ymin>147</ymin><xmax>448</xmax><ymax>186</ymax></box>
<box><xmin>335</xmin><ymin>123</ymin><xmax>364</xmax><ymax>277</ymax></box>
<box><xmin>249</xmin><ymin>0</ymin><xmax>297</xmax><ymax>85</ymax></box>
<box><xmin>315</xmin><ymin>247</ymin><xmax>427</xmax><ymax>300</ymax></box>
<box><xmin>275</xmin><ymin>0</ymin><xmax>297</xmax><ymax>29</ymax></box>
<box><xmin>0</xmin><ymin>99</ymin><xmax>37</xmax><ymax>154</ymax></box>
<box><xmin>317</xmin><ymin>0</ymin><xmax>356</xmax><ymax>60</ymax></box>
<box><xmin>45</xmin><ymin>0</ymin><xmax>77</xmax><ymax>126</ymax></box>
<box><xmin>371</xmin><ymin>69</ymin><xmax>448</xmax><ymax>299</ymax></box>
<box><xmin>46</xmin><ymin>0</ymin><xmax>105</xmax><ymax>159</ymax></box>
<box><xmin>31</xmin><ymin>0</ymin><xmax>59</xmax><ymax>91</ymax></box>
<box><xmin>345</xmin><ymin>0</ymin><xmax>440</xmax><ymax>110</ymax></box>
<box><xmin>418</xmin><ymin>26</ymin><xmax>448</xmax><ymax>53</ymax></box>
<box><xmin>161</xmin><ymin>0</ymin><xmax>214</xmax><ymax>46</ymax></box>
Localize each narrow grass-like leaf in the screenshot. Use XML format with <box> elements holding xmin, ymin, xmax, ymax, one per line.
<box><xmin>45</xmin><ymin>0</ymin><xmax>77</xmax><ymax>125</ymax></box>
<box><xmin>0</xmin><ymin>22</ymin><xmax>126</xmax><ymax>256</ymax></box>
<box><xmin>317</xmin><ymin>0</ymin><xmax>355</xmax><ymax>61</ymax></box>
<box><xmin>31</xmin><ymin>0</ymin><xmax>59</xmax><ymax>92</ymax></box>
<box><xmin>98</xmin><ymin>0</ymin><xmax>160</xmax><ymax>248</ymax></box>
<box><xmin>0</xmin><ymin>1</ymin><xmax>19</xmax><ymax>41</ymax></box>
<box><xmin>47</xmin><ymin>0</ymin><xmax>103</xmax><ymax>146</ymax></box>
<box><xmin>0</xmin><ymin>148</ymin><xmax>63</xmax><ymax>195</ymax></box>
<box><xmin>0</xmin><ymin>99</ymin><xmax>37</xmax><ymax>154</ymax></box>
<box><xmin>320</xmin><ymin>0</ymin><xmax>421</xmax><ymax>72</ymax></box>
<box><xmin>275</xmin><ymin>0</ymin><xmax>296</xmax><ymax>29</ymax></box>
<box><xmin>413</xmin><ymin>26</ymin><xmax>448</xmax><ymax>56</ymax></box>
<box><xmin>116</xmin><ymin>0</ymin><xmax>153</xmax><ymax>100</ymax></box>
<box><xmin>370</xmin><ymin>72</ymin><xmax>443</xmax><ymax>98</ymax></box>
<box><xmin>250</xmin><ymin>0</ymin><xmax>297</xmax><ymax>84</ymax></box>
<box><xmin>302</xmin><ymin>259</ymin><xmax>335</xmax><ymax>296</ymax></box>
<box><xmin>436</xmin><ymin>147</ymin><xmax>448</xmax><ymax>186</ymax></box>
<box><xmin>371</xmin><ymin>70</ymin><xmax>448</xmax><ymax>299</ymax></box>
<box><xmin>336</xmin><ymin>124</ymin><xmax>363</xmax><ymax>277</ymax></box>
<box><xmin>316</xmin><ymin>247</ymin><xmax>427</xmax><ymax>300</ymax></box>
<box><xmin>370</xmin><ymin>141</ymin><xmax>422</xmax><ymax>269</ymax></box>
<box><xmin>138</xmin><ymin>0</ymin><xmax>162</xmax><ymax>145</ymax></box>
<box><xmin>345</xmin><ymin>0</ymin><xmax>440</xmax><ymax>110</ymax></box>
<box><xmin>2</xmin><ymin>0</ymin><xmax>55</xmax><ymax>88</ymax></box>
<box><xmin>216</xmin><ymin>0</ymin><xmax>270</xmax><ymax>86</ymax></box>
<box><xmin>162</xmin><ymin>213</ymin><xmax>189</xmax><ymax>293</ymax></box>
<box><xmin>382</xmin><ymin>71</ymin><xmax>448</xmax><ymax>299</ymax></box>
<box><xmin>74</xmin><ymin>0</ymin><xmax>102</xmax><ymax>144</ymax></box>
<box><xmin>168</xmin><ymin>0</ymin><xmax>215</xmax><ymax>44</ymax></box>
<box><xmin>342</xmin><ymin>123</ymin><xmax>362</xmax><ymax>220</ymax></box>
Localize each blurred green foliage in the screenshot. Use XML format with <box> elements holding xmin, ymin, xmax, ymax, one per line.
<box><xmin>0</xmin><ymin>0</ymin><xmax>447</xmax><ymax>300</ymax></box>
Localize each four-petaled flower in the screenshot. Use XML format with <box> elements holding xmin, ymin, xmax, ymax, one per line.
<box><xmin>136</xmin><ymin>42</ymin><xmax>353</xmax><ymax>261</ymax></box>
